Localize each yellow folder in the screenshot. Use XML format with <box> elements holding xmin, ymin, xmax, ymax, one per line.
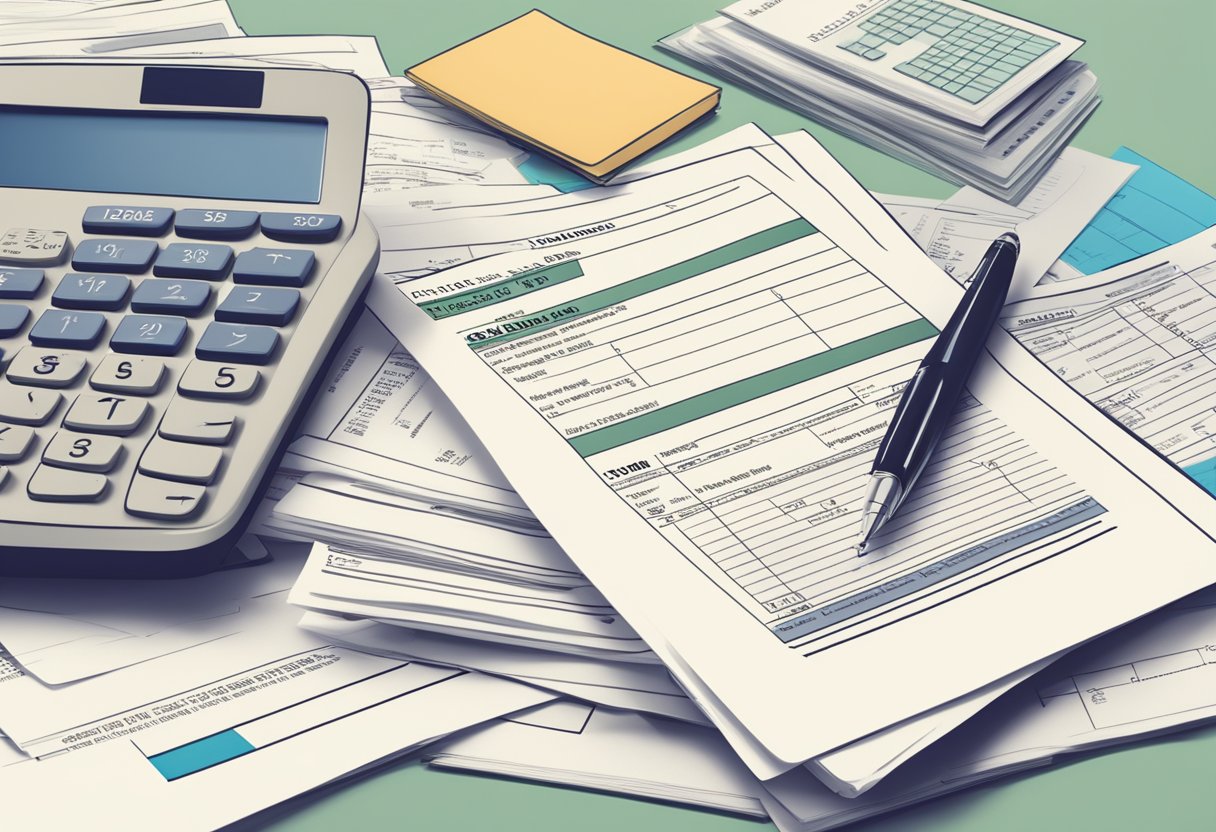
<box><xmin>406</xmin><ymin>10</ymin><xmax>721</xmax><ymax>182</ymax></box>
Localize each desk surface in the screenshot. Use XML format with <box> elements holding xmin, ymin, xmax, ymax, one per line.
<box><xmin>227</xmin><ymin>1</ymin><xmax>1216</xmax><ymax>830</ymax></box>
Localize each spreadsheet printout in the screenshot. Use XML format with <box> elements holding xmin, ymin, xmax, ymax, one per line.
<box><xmin>1005</xmin><ymin>227</ymin><xmax>1216</xmax><ymax>492</ymax></box>
<box><xmin>718</xmin><ymin>0</ymin><xmax>1082</xmax><ymax>126</ymax></box>
<box><xmin>372</xmin><ymin>144</ymin><xmax>1216</xmax><ymax>775</ymax></box>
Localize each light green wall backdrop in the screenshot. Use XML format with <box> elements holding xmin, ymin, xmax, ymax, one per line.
<box><xmin>225</xmin><ymin>2</ymin><xmax>1216</xmax><ymax>830</ymax></box>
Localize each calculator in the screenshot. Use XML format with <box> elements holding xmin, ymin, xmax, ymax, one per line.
<box><xmin>0</xmin><ymin>63</ymin><xmax>379</xmax><ymax>577</ymax></box>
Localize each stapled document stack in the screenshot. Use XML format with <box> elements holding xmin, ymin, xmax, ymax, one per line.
<box><xmin>406</xmin><ymin>10</ymin><xmax>721</xmax><ymax>183</ymax></box>
<box><xmin>661</xmin><ymin>0</ymin><xmax>1098</xmax><ymax>201</ymax></box>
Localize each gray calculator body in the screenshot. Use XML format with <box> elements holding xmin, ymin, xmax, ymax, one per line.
<box><xmin>0</xmin><ymin>63</ymin><xmax>378</xmax><ymax>577</ymax></box>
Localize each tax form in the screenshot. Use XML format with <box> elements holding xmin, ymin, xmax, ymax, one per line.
<box><xmin>371</xmin><ymin>140</ymin><xmax>1216</xmax><ymax>777</ymax></box>
<box><xmin>1004</xmin><ymin>227</ymin><xmax>1216</xmax><ymax>490</ymax></box>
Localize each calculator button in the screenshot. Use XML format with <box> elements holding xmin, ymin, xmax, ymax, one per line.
<box><xmin>6</xmin><ymin>347</ymin><xmax>87</xmax><ymax>388</ymax></box>
<box><xmin>53</xmin><ymin>273</ymin><xmax>131</xmax><ymax>311</ymax></box>
<box><xmin>126</xmin><ymin>474</ymin><xmax>206</xmax><ymax>519</ymax></box>
<box><xmin>28</xmin><ymin>464</ymin><xmax>107</xmax><ymax>502</ymax></box>
<box><xmin>110</xmin><ymin>314</ymin><xmax>188</xmax><ymax>356</ymax></box>
<box><xmin>130</xmin><ymin>278</ymin><xmax>212</xmax><ymax>316</ymax></box>
<box><xmin>0</xmin><ymin>305</ymin><xmax>30</xmax><ymax>337</ymax></box>
<box><xmin>175</xmin><ymin>209</ymin><xmax>259</xmax><ymax>241</ymax></box>
<box><xmin>43</xmin><ymin>431</ymin><xmax>122</xmax><ymax>473</ymax></box>
<box><xmin>0</xmin><ymin>269</ymin><xmax>45</xmax><ymax>298</ymax></box>
<box><xmin>195</xmin><ymin>322</ymin><xmax>279</xmax><ymax>365</ymax></box>
<box><xmin>215</xmin><ymin>286</ymin><xmax>300</xmax><ymax>326</ymax></box>
<box><xmin>0</xmin><ymin>424</ymin><xmax>35</xmax><ymax>461</ymax></box>
<box><xmin>178</xmin><ymin>361</ymin><xmax>260</xmax><ymax>400</ymax></box>
<box><xmin>0</xmin><ymin>229</ymin><xmax>68</xmax><ymax>266</ymax></box>
<box><xmin>260</xmin><ymin>213</ymin><xmax>342</xmax><ymax>244</ymax></box>
<box><xmin>233</xmin><ymin>248</ymin><xmax>315</xmax><ymax>287</ymax></box>
<box><xmin>0</xmin><ymin>385</ymin><xmax>62</xmax><ymax>425</ymax></box>
<box><xmin>71</xmin><ymin>238</ymin><xmax>158</xmax><ymax>273</ymax></box>
<box><xmin>63</xmin><ymin>394</ymin><xmax>149</xmax><ymax>435</ymax></box>
<box><xmin>82</xmin><ymin>206</ymin><xmax>173</xmax><ymax>237</ymax></box>
<box><xmin>29</xmin><ymin>310</ymin><xmax>107</xmax><ymax>349</ymax></box>
<box><xmin>90</xmin><ymin>355</ymin><xmax>165</xmax><ymax>395</ymax></box>
<box><xmin>153</xmin><ymin>244</ymin><xmax>234</xmax><ymax>280</ymax></box>
<box><xmin>159</xmin><ymin>400</ymin><xmax>237</xmax><ymax>445</ymax></box>
<box><xmin>138</xmin><ymin>436</ymin><xmax>222</xmax><ymax>485</ymax></box>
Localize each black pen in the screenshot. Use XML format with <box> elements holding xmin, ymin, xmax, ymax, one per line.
<box><xmin>854</xmin><ymin>232</ymin><xmax>1021</xmax><ymax>555</ymax></box>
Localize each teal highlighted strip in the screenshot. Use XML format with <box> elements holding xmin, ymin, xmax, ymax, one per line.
<box><xmin>1060</xmin><ymin>147</ymin><xmax>1216</xmax><ymax>275</ymax></box>
<box><xmin>568</xmin><ymin>317</ymin><xmax>938</xmax><ymax>458</ymax></box>
<box><xmin>421</xmin><ymin>260</ymin><xmax>584</xmax><ymax>320</ymax></box>
<box><xmin>1183</xmin><ymin>457</ymin><xmax>1216</xmax><ymax>497</ymax></box>
<box><xmin>518</xmin><ymin>156</ymin><xmax>597</xmax><ymax>193</ymax></box>
<box><xmin>147</xmin><ymin>729</ymin><xmax>255</xmax><ymax>781</ymax></box>
<box><xmin>469</xmin><ymin>219</ymin><xmax>817</xmax><ymax>349</ymax></box>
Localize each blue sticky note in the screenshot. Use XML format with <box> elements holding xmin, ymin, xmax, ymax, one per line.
<box><xmin>517</xmin><ymin>156</ymin><xmax>597</xmax><ymax>193</ymax></box>
<box><xmin>147</xmin><ymin>729</ymin><xmax>255</xmax><ymax>781</ymax></box>
<box><xmin>1184</xmin><ymin>458</ymin><xmax>1216</xmax><ymax>498</ymax></box>
<box><xmin>1060</xmin><ymin>148</ymin><xmax>1216</xmax><ymax>275</ymax></box>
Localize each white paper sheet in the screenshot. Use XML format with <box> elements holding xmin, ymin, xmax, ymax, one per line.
<box><xmin>429</xmin><ymin>701</ymin><xmax>767</xmax><ymax>817</ymax></box>
<box><xmin>368</xmin><ymin>137</ymin><xmax>1216</xmax><ymax>778</ymax></box>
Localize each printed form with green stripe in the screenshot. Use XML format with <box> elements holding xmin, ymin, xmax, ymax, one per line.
<box><xmin>403</xmin><ymin>158</ymin><xmax>1104</xmax><ymax>652</ymax></box>
<box><xmin>422</xmin><ymin>216</ymin><xmax>938</xmax><ymax>459</ymax></box>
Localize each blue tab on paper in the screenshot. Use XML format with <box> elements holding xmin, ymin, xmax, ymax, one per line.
<box><xmin>1060</xmin><ymin>148</ymin><xmax>1216</xmax><ymax>275</ymax></box>
<box><xmin>517</xmin><ymin>156</ymin><xmax>596</xmax><ymax>193</ymax></box>
<box><xmin>147</xmin><ymin>729</ymin><xmax>255</xmax><ymax>781</ymax></box>
<box><xmin>1183</xmin><ymin>458</ymin><xmax>1216</xmax><ymax>498</ymax></box>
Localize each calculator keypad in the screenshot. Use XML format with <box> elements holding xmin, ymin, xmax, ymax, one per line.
<box><xmin>28</xmin><ymin>464</ymin><xmax>107</xmax><ymax>502</ymax></box>
<box><xmin>177</xmin><ymin>361</ymin><xmax>261</xmax><ymax>400</ymax></box>
<box><xmin>0</xmin><ymin>306</ymin><xmax>30</xmax><ymax>337</ymax></box>
<box><xmin>63</xmin><ymin>394</ymin><xmax>149</xmax><ymax>435</ymax></box>
<box><xmin>90</xmin><ymin>355</ymin><xmax>165</xmax><ymax>395</ymax></box>
<box><xmin>6</xmin><ymin>347</ymin><xmax>88</xmax><ymax>388</ymax></box>
<box><xmin>43</xmin><ymin>431</ymin><xmax>122</xmax><ymax>473</ymax></box>
<box><xmin>159</xmin><ymin>399</ymin><xmax>237</xmax><ymax>445</ymax></box>
<box><xmin>139</xmin><ymin>436</ymin><xmax>223</xmax><ymax>485</ymax></box>
<box><xmin>233</xmin><ymin>248</ymin><xmax>315</xmax><ymax>286</ymax></box>
<box><xmin>260</xmin><ymin>212</ymin><xmax>342</xmax><ymax>244</ymax></box>
<box><xmin>0</xmin><ymin>197</ymin><xmax>351</xmax><ymax>531</ymax></box>
<box><xmin>0</xmin><ymin>268</ymin><xmax>46</xmax><ymax>298</ymax></box>
<box><xmin>81</xmin><ymin>206</ymin><xmax>174</xmax><ymax>237</ymax></box>
<box><xmin>130</xmin><ymin>279</ymin><xmax>211</xmax><ymax>316</ymax></box>
<box><xmin>72</xmin><ymin>238</ymin><xmax>159</xmax><ymax>273</ymax></box>
<box><xmin>0</xmin><ymin>425</ymin><xmax>35</xmax><ymax>461</ymax></box>
<box><xmin>153</xmin><ymin>243</ymin><xmax>233</xmax><ymax>280</ymax></box>
<box><xmin>0</xmin><ymin>386</ymin><xmax>62</xmax><ymax>425</ymax></box>
<box><xmin>126</xmin><ymin>474</ymin><xmax>206</xmax><ymax>519</ymax></box>
<box><xmin>53</xmin><ymin>274</ymin><xmax>131</xmax><ymax>311</ymax></box>
<box><xmin>196</xmin><ymin>322</ymin><xmax>279</xmax><ymax>365</ymax></box>
<box><xmin>215</xmin><ymin>286</ymin><xmax>299</xmax><ymax>326</ymax></box>
<box><xmin>0</xmin><ymin>229</ymin><xmax>69</xmax><ymax>265</ymax></box>
<box><xmin>110</xmin><ymin>314</ymin><xmax>188</xmax><ymax>356</ymax></box>
<box><xmin>29</xmin><ymin>310</ymin><xmax>107</xmax><ymax>348</ymax></box>
<box><xmin>175</xmin><ymin>209</ymin><xmax>259</xmax><ymax>241</ymax></box>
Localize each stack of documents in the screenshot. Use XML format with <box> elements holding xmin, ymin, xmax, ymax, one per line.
<box><xmin>660</xmin><ymin>0</ymin><xmax>1099</xmax><ymax>201</ymax></box>
<box><xmin>361</xmin><ymin>122</ymin><xmax>1216</xmax><ymax>799</ymax></box>
<box><xmin>12</xmin><ymin>5</ymin><xmax>1216</xmax><ymax>832</ymax></box>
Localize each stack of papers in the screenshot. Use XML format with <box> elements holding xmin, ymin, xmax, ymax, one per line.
<box><xmin>9</xmin><ymin>5</ymin><xmax>1216</xmax><ymax>831</ymax></box>
<box><xmin>406</xmin><ymin>11</ymin><xmax>721</xmax><ymax>183</ymax></box>
<box><xmin>659</xmin><ymin>0</ymin><xmax>1099</xmax><ymax>201</ymax></box>
<box><xmin>362</xmin><ymin>123</ymin><xmax>1216</xmax><ymax>792</ymax></box>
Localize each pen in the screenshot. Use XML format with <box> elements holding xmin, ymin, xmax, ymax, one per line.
<box><xmin>854</xmin><ymin>232</ymin><xmax>1021</xmax><ymax>556</ymax></box>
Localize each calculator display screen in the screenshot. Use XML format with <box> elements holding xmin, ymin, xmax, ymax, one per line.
<box><xmin>0</xmin><ymin>106</ymin><xmax>327</xmax><ymax>203</ymax></box>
